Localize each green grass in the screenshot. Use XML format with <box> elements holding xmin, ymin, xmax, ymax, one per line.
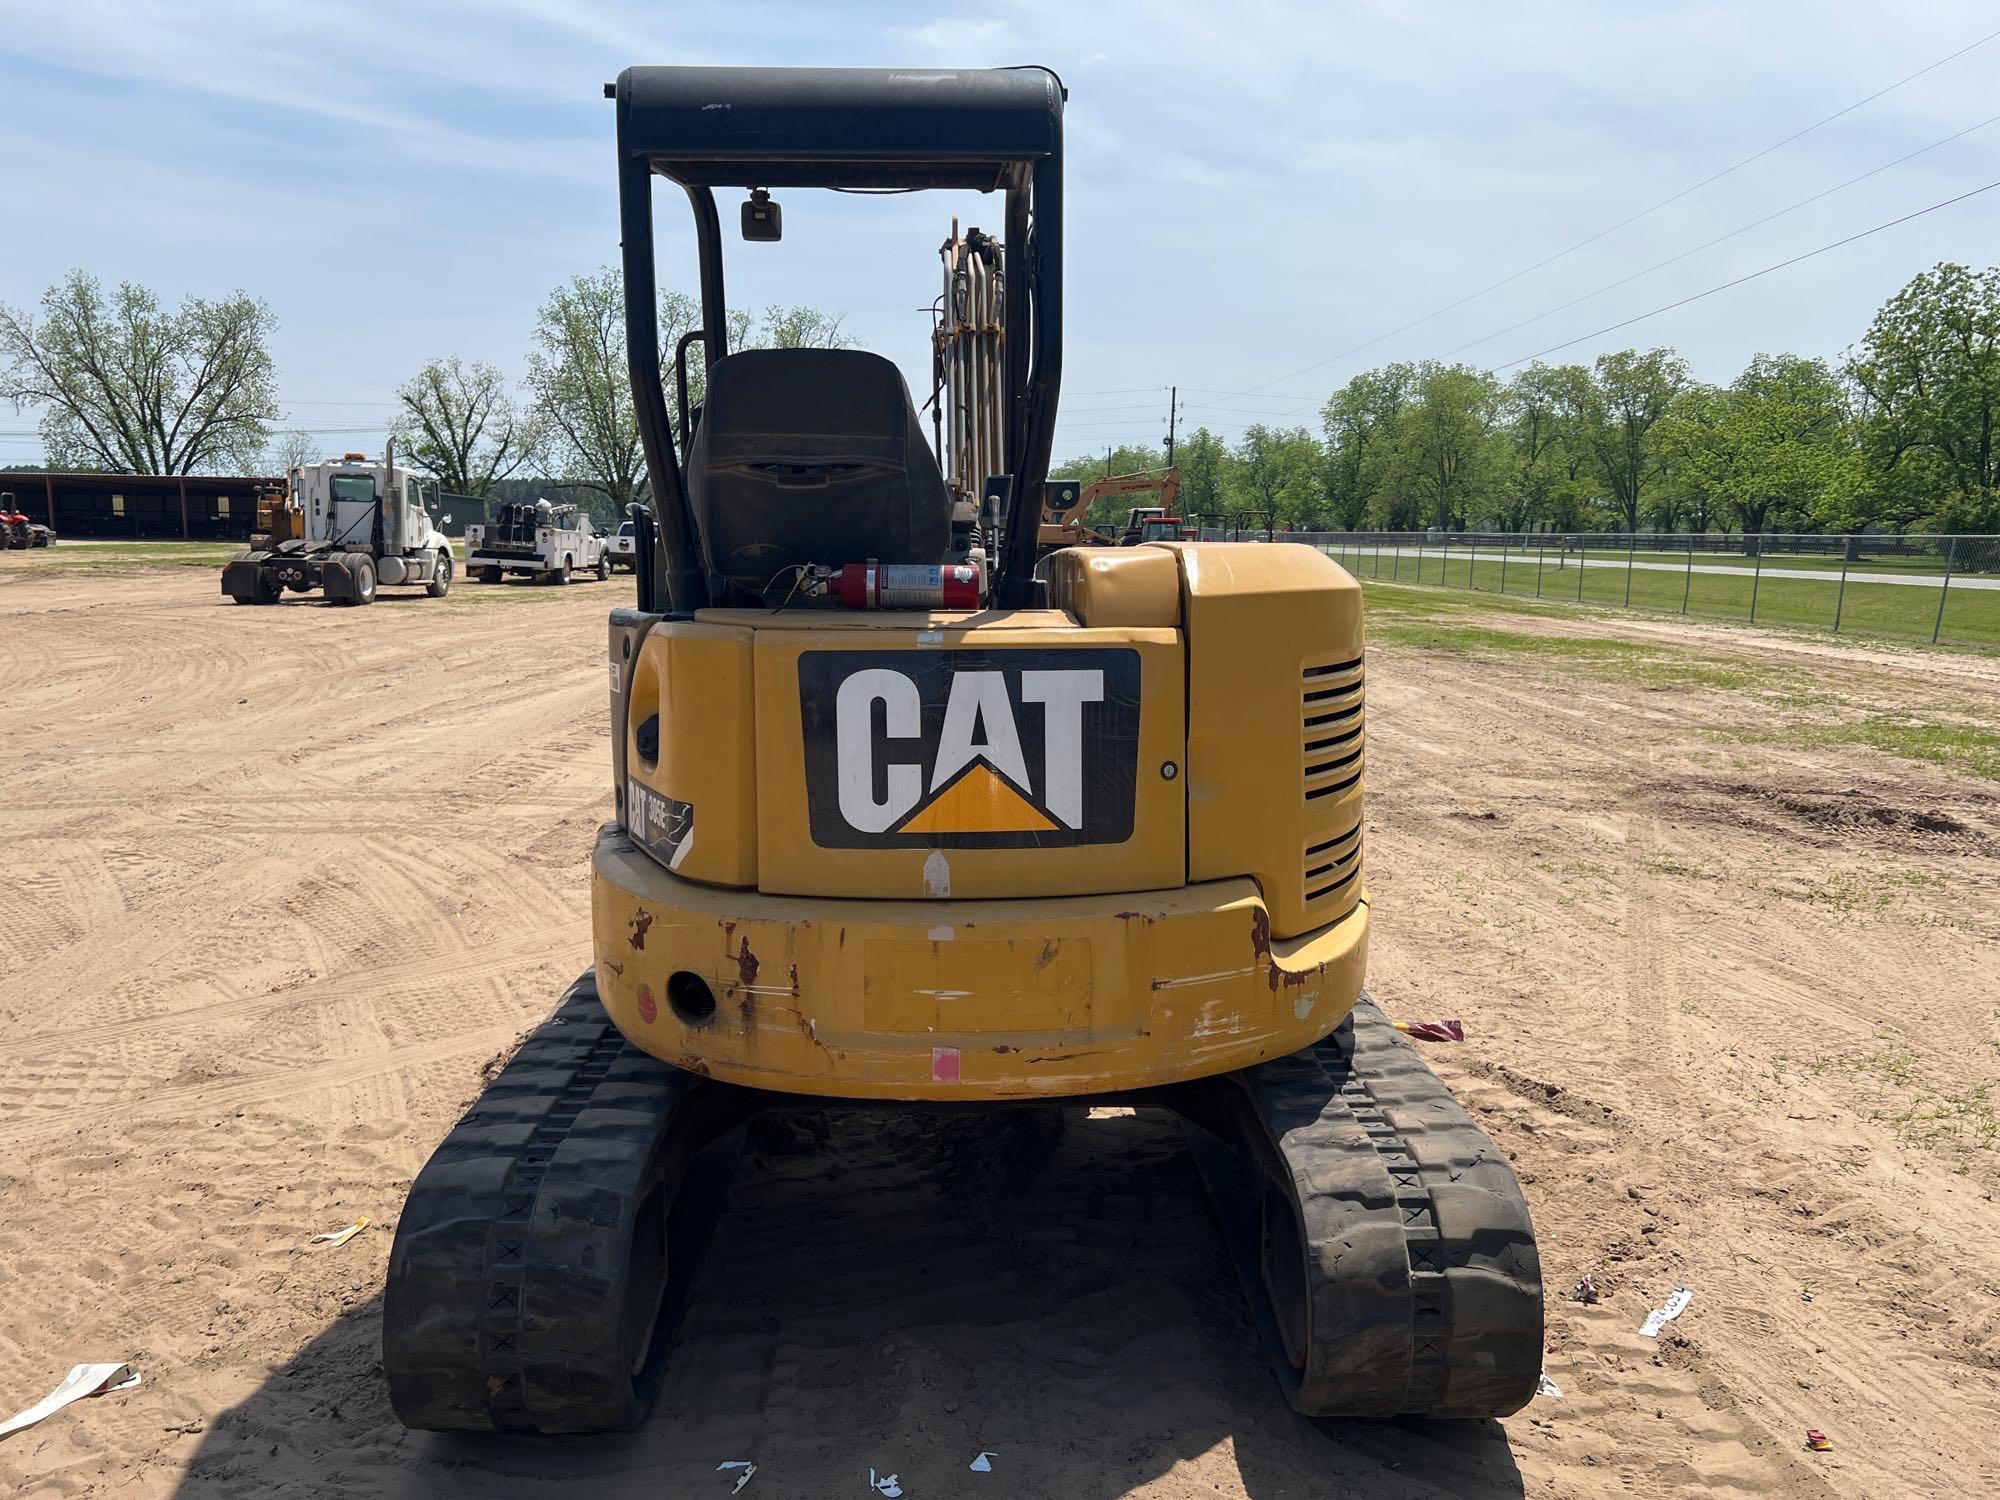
<box><xmin>1537</xmin><ymin>546</ymin><xmax>1976</xmax><ymax>577</ymax></box>
<box><xmin>5</xmin><ymin>541</ymin><xmax>240</xmax><ymax>568</ymax></box>
<box><xmin>1320</xmin><ymin>538</ymin><xmax>2000</xmax><ymax>648</ymax></box>
<box><xmin>1808</xmin><ymin>1042</ymin><xmax>1998</xmax><ymax>1155</ymax></box>
<box><xmin>1363</xmin><ymin>590</ymin><xmax>1778</xmax><ymax>691</ymax></box>
<box><xmin>1366</xmin><ymin>577</ymin><xmax>2000</xmax><ymax>785</ymax></box>
<box><xmin>1329</xmin><ymin>539</ymin><xmax>1990</xmax><ymax>577</ymax></box>
<box><xmin>1737</xmin><ymin>716</ymin><xmax>2000</xmax><ymax>783</ymax></box>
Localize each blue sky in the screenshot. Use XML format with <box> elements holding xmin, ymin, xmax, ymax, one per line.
<box><xmin>3</xmin><ymin>1</ymin><xmax>1997</xmax><ymax>469</ymax></box>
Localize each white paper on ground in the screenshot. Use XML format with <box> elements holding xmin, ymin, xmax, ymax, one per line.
<box><xmin>0</xmin><ymin>1363</ymin><xmax>142</xmax><ymax>1441</ymax></box>
<box><xmin>1639</xmin><ymin>1285</ymin><xmax>1693</xmax><ymax>1337</ymax></box>
<box><xmin>869</xmin><ymin>1469</ymin><xmax>903</xmax><ymax>1497</ymax></box>
<box><xmin>716</xmin><ymin>1459</ymin><xmax>756</xmax><ymax>1493</ymax></box>
<box><xmin>309</xmin><ymin>1217</ymin><xmax>369</xmax><ymax>1248</ymax></box>
<box><xmin>970</xmin><ymin>1450</ymin><xmax>997</xmax><ymax>1472</ymax></box>
<box><xmin>1536</xmin><ymin>1370</ymin><xmax>1563</xmax><ymax>1398</ymax></box>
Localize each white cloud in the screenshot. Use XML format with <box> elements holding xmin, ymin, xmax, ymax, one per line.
<box><xmin>893</xmin><ymin>18</ymin><xmax>1016</xmax><ymax>56</ymax></box>
<box><xmin>3</xmin><ymin>0</ymin><xmax>1997</xmax><ymax>465</ymax></box>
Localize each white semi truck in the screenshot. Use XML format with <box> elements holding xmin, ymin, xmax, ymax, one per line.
<box><xmin>463</xmin><ymin>498</ymin><xmax>611</xmax><ymax>584</ymax></box>
<box><xmin>221</xmin><ymin>447</ymin><xmax>454</xmax><ymax>606</ymax></box>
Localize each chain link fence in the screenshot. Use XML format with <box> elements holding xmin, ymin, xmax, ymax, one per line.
<box><xmin>1228</xmin><ymin>531</ymin><xmax>2000</xmax><ymax>649</ymax></box>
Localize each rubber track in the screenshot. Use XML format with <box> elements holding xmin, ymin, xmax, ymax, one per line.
<box><xmin>1204</xmin><ymin>993</ymin><xmax>1542</xmax><ymax>1418</ymax></box>
<box><xmin>384</xmin><ymin>971</ymin><xmax>703</xmax><ymax>1433</ymax></box>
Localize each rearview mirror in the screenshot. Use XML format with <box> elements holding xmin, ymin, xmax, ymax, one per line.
<box><xmin>742</xmin><ymin>188</ymin><xmax>782</xmax><ymax>241</ymax></box>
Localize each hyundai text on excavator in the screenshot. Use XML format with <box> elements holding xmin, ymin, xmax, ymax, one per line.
<box><xmin>384</xmin><ymin>64</ymin><xmax>1542</xmax><ymax>1434</ymax></box>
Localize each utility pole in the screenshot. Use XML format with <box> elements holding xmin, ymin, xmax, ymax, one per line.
<box><xmin>1165</xmin><ymin>385</ymin><xmax>1179</xmax><ymax>466</ymax></box>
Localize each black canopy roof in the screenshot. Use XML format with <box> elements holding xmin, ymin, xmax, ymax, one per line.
<box><xmin>614</xmin><ymin>65</ymin><xmax>1061</xmax><ymax>190</ymax></box>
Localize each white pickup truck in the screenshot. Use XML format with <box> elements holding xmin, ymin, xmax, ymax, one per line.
<box><xmin>464</xmin><ymin>499</ymin><xmax>610</xmax><ymax>584</ymax></box>
<box><xmin>607</xmin><ymin>519</ymin><xmax>639</xmax><ymax>572</ymax></box>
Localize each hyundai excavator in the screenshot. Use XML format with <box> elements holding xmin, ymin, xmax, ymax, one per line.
<box><xmin>1036</xmin><ymin>466</ymin><xmax>1182</xmax><ymax>554</ymax></box>
<box><xmin>384</xmin><ymin>64</ymin><xmax>1542</xmax><ymax>1434</ymax></box>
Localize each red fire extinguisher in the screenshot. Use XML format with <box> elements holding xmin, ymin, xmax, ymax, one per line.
<box><xmin>818</xmin><ymin>561</ymin><xmax>982</xmax><ymax>610</ymax></box>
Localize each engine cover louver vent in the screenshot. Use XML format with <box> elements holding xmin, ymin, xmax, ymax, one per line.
<box><xmin>1299</xmin><ymin>655</ymin><xmax>1364</xmax><ymax>918</ymax></box>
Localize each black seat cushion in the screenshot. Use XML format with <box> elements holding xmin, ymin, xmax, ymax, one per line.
<box><xmin>686</xmin><ymin>348</ymin><xmax>952</xmax><ymax>601</ymax></box>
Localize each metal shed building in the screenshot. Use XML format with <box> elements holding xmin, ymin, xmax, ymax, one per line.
<box><xmin>0</xmin><ymin>472</ymin><xmax>283</xmax><ymax>540</ymax></box>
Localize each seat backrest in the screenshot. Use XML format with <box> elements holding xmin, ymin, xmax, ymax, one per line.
<box><xmin>686</xmin><ymin>348</ymin><xmax>952</xmax><ymax>601</ymax></box>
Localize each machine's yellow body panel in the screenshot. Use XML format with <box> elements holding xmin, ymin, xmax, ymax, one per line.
<box><xmin>601</xmin><ymin>542</ymin><xmax>1369</xmax><ymax>1099</ymax></box>
<box><xmin>593</xmin><ymin>825</ymin><xmax>1368</xmax><ymax>1099</ymax></box>
<box><xmin>623</xmin><ymin>622</ymin><xmax>759</xmax><ymax>886</ymax></box>
<box><xmin>1043</xmin><ymin>546</ymin><xmax>1181</xmax><ymax>628</ymax></box>
<box><xmin>1169</xmin><ymin>543</ymin><xmax>1365</xmax><ymax>939</ymax></box>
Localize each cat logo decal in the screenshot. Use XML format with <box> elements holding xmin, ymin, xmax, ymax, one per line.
<box><xmin>799</xmin><ymin>649</ymin><xmax>1140</xmax><ymax>848</ymax></box>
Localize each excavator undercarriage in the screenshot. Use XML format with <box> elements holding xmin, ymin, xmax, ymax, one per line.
<box><xmin>387</xmin><ymin>972</ymin><xmax>1540</xmax><ymax>1431</ymax></box>
<box><xmin>384</xmin><ymin>62</ymin><xmax>1542</xmax><ymax>1436</ymax></box>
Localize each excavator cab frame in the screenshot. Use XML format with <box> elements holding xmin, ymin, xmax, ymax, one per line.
<box><xmin>609</xmin><ymin>65</ymin><xmax>1067</xmax><ymax>612</ymax></box>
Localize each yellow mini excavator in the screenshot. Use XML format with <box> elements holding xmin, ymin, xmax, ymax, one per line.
<box><xmin>384</xmin><ymin>63</ymin><xmax>1542</xmax><ymax>1434</ymax></box>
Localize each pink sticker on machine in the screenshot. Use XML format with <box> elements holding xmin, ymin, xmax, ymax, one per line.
<box><xmin>931</xmin><ymin>1046</ymin><xmax>961</xmax><ymax>1084</ymax></box>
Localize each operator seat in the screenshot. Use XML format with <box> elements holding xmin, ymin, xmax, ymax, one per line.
<box><xmin>685</xmin><ymin>347</ymin><xmax>952</xmax><ymax>602</ymax></box>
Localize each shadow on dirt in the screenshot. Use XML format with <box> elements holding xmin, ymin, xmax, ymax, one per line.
<box><xmin>172</xmin><ymin>1108</ymin><xmax>1524</xmax><ymax>1500</ymax></box>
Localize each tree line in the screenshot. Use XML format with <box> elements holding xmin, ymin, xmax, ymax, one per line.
<box><xmin>1055</xmin><ymin>261</ymin><xmax>1999</xmax><ymax>537</ymax></box>
<box><xmin>382</xmin><ymin>275</ymin><xmax>849</xmax><ymax>524</ymax></box>
<box><xmin>6</xmin><ymin>259</ymin><xmax>1995</xmax><ymax>536</ymax></box>
<box><xmin>0</xmin><ymin>268</ymin><xmax>846</xmax><ymax>527</ymax></box>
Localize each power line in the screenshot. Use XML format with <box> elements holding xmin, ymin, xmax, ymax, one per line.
<box><xmin>1442</xmin><ymin>108</ymin><xmax>2000</xmax><ymax>359</ymax></box>
<box><xmin>1492</xmin><ymin>177</ymin><xmax>2000</xmax><ymax>370</ymax></box>
<box><xmin>271</xmin><ymin>398</ymin><xmax>402</xmax><ymax>408</ymax></box>
<box><xmin>1176</xmin><ymin>387</ymin><xmax>1325</xmax><ymax>404</ymax></box>
<box><xmin>1053</xmin><ymin>418</ymin><xmax>1176</xmax><ymax>432</ymax></box>
<box><xmin>1233</xmin><ymin>23</ymin><xmax>2000</xmax><ymax>396</ymax></box>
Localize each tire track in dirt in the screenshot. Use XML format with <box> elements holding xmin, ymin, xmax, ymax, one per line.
<box><xmin>1366</xmin><ymin>634</ymin><xmax>2000</xmax><ymax>1499</ymax></box>
<box><xmin>6</xmin><ymin>560</ymin><xmax>2000</xmax><ymax>1499</ymax></box>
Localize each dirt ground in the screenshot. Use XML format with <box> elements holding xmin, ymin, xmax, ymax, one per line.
<box><xmin>1</xmin><ymin>552</ymin><xmax>1996</xmax><ymax>1499</ymax></box>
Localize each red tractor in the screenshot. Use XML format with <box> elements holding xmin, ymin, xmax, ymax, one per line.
<box><xmin>1</xmin><ymin>496</ymin><xmax>32</xmax><ymax>549</ymax></box>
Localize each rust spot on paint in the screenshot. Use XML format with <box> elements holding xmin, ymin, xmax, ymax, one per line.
<box><xmin>1031</xmin><ymin>939</ymin><xmax>1059</xmax><ymax>973</ymax></box>
<box><xmin>628</xmin><ymin>909</ymin><xmax>654</xmax><ymax>950</ymax></box>
<box><xmin>635</xmin><ymin>984</ymin><xmax>657</xmax><ymax>1024</ymax></box>
<box><xmin>1255</xmin><ymin>908</ymin><xmax>1278</xmax><ymax>990</ymax></box>
<box><xmin>736</xmin><ymin>937</ymin><xmax>760</xmax><ymax>988</ymax></box>
<box><xmin>992</xmin><ymin>1044</ymin><xmax>1019</xmax><ymax>1054</ymax></box>
<box><xmin>788</xmin><ymin>964</ymin><xmax>801</xmax><ymax>996</ymax></box>
<box><xmin>601</xmin><ymin>958</ymin><xmax>624</xmax><ymax>978</ymax></box>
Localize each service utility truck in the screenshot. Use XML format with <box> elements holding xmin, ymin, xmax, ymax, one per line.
<box><xmin>220</xmin><ymin>446</ymin><xmax>454</xmax><ymax>606</ymax></box>
<box><xmin>464</xmin><ymin>498</ymin><xmax>611</xmax><ymax>584</ymax></box>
